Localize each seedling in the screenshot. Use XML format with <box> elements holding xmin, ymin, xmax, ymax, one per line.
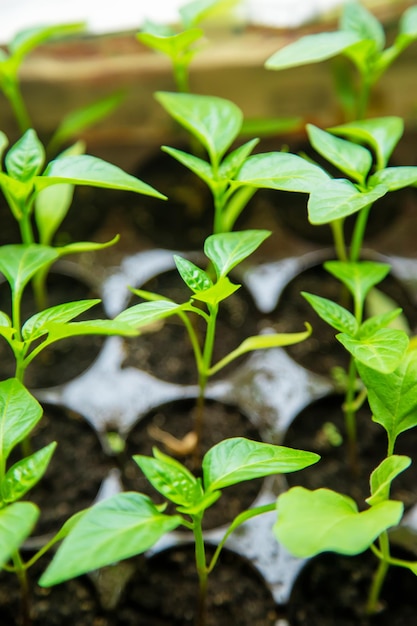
<box><xmin>40</xmin><ymin>436</ymin><xmax>320</xmax><ymax>626</ymax></box>
<box><xmin>155</xmin><ymin>90</ymin><xmax>328</xmax><ymax>234</ymax></box>
<box><xmin>0</xmin><ymin>128</ymin><xmax>165</xmax><ymax>309</ymax></box>
<box><xmin>303</xmin><ymin>259</ymin><xmax>409</xmax><ymax>473</ymax></box>
<box><xmin>0</xmin><ymin>377</ymin><xmax>85</xmax><ymax>626</ymax></box>
<box><xmin>274</xmin><ymin>347</ymin><xmax>417</xmax><ymax>616</ymax></box>
<box><xmin>116</xmin><ymin>229</ymin><xmax>312</xmax><ymax>456</ymax></box>
<box><xmin>265</xmin><ymin>1</ymin><xmax>417</xmax><ymax>121</ymax></box>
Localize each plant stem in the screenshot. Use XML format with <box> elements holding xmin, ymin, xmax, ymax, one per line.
<box><xmin>331</xmin><ymin>219</ymin><xmax>348</xmax><ymax>261</ymax></box>
<box><xmin>193</xmin><ymin>515</ymin><xmax>208</xmax><ymax>626</ymax></box>
<box><xmin>350</xmin><ymin>204</ymin><xmax>372</xmax><ymax>262</ymax></box>
<box><xmin>4</xmin><ymin>80</ymin><xmax>32</xmax><ymax>133</ymax></box>
<box><xmin>12</xmin><ymin>551</ymin><xmax>32</xmax><ymax>626</ymax></box>
<box><xmin>366</xmin><ymin>532</ymin><xmax>390</xmax><ymax>615</ymax></box>
<box><xmin>343</xmin><ymin>356</ymin><xmax>359</xmax><ymax>476</ymax></box>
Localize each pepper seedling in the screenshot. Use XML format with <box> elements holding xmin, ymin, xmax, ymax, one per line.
<box><xmin>265</xmin><ymin>1</ymin><xmax>417</xmax><ymax>121</ymax></box>
<box><xmin>116</xmin><ymin>229</ymin><xmax>312</xmax><ymax>457</ymax></box>
<box><xmin>39</xmin><ymin>436</ymin><xmax>320</xmax><ymax>626</ymax></box>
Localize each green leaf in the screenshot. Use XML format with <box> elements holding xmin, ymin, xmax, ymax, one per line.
<box><xmin>265</xmin><ymin>31</ymin><xmax>360</xmax><ymax>70</ymax></box>
<box><xmin>162</xmin><ymin>146</ymin><xmax>212</xmax><ymax>185</ymax></box>
<box><xmin>37</xmin><ymin>155</ymin><xmax>166</xmax><ymax>199</ymax></box>
<box><xmin>0</xmin><ymin>132</ymin><xmax>9</xmax><ymax>165</ymax></box>
<box><xmin>366</xmin><ymin>456</ymin><xmax>411</xmax><ymax>506</ymax></box>
<box><xmin>55</xmin><ymin>236</ymin><xmax>119</xmax><ymax>257</ymax></box>
<box><xmin>134</xmin><ymin>448</ymin><xmax>204</xmax><ymax>508</ymax></box>
<box><xmin>274</xmin><ymin>487</ymin><xmax>403</xmax><ymax>558</ymax></box>
<box><xmin>174</xmin><ymin>256</ymin><xmax>212</xmax><ymax>293</ymax></box>
<box><xmin>302</xmin><ymin>292</ymin><xmax>358</xmax><ymax>335</ymax></box>
<box><xmin>0</xmin><ymin>244</ymin><xmax>59</xmax><ymax>297</ymax></box>
<box><xmin>219</xmin><ymin>138</ymin><xmax>259</xmax><ymax>179</ymax></box>
<box><xmin>235</xmin><ymin>151</ymin><xmax>330</xmax><ymax>192</ymax></box>
<box><xmin>337</xmin><ymin>327</ymin><xmax>408</xmax><ymax>373</ymax></box>
<box><xmin>360</xmin><ymin>307</ymin><xmax>405</xmax><ymax>337</ymax></box>
<box><xmin>22</xmin><ymin>299</ymin><xmax>101</xmax><ymax>341</ymax></box>
<box><xmin>155</xmin><ymin>91</ymin><xmax>243</xmax><ymax>164</ymax></box>
<box><xmin>308</xmin><ymin>179</ymin><xmax>388</xmax><ymax>224</ymax></box>
<box><xmin>204</xmin><ymin>229</ymin><xmax>270</xmax><ymax>278</ymax></box>
<box><xmin>399</xmin><ymin>5</ymin><xmax>417</xmax><ymax>38</ymax></box>
<box><xmin>33</xmin><ymin>318</ymin><xmax>140</xmax><ymax>349</ymax></box>
<box><xmin>0</xmin><ymin>378</ymin><xmax>43</xmax><ymax>459</ymax></box>
<box><xmin>307</xmin><ymin>124</ymin><xmax>372</xmax><ymax>183</ymax></box>
<box><xmin>357</xmin><ymin>350</ymin><xmax>417</xmax><ymax>446</ymax></box>
<box><xmin>203</xmin><ymin>437</ymin><xmax>320</xmax><ymax>492</ymax></box>
<box><xmin>191</xmin><ymin>275</ymin><xmax>239</xmax><ymax>306</ymax></box>
<box><xmin>328</xmin><ymin>117</ymin><xmax>404</xmax><ymax>169</ymax></box>
<box><xmin>0</xmin><ymin>502</ymin><xmax>39</xmax><ymax>569</ymax></box>
<box><xmin>138</xmin><ymin>28</ymin><xmax>203</xmax><ymax>58</ymax></box>
<box><xmin>1</xmin><ymin>442</ymin><xmax>56</xmax><ymax>504</ymax></box>
<box><xmin>324</xmin><ymin>260</ymin><xmax>390</xmax><ymax>308</ymax></box>
<box><xmin>340</xmin><ymin>1</ymin><xmax>385</xmax><ymax>51</ymax></box>
<box><xmin>179</xmin><ymin>0</ymin><xmax>238</xmax><ymax>28</ymax></box>
<box><xmin>369</xmin><ymin>166</ymin><xmax>417</xmax><ymax>191</ymax></box>
<box><xmin>9</xmin><ymin>23</ymin><xmax>85</xmax><ymax>65</ymax></box>
<box><xmin>39</xmin><ymin>492</ymin><xmax>182</xmax><ymax>586</ymax></box>
<box><xmin>5</xmin><ymin>130</ymin><xmax>45</xmax><ymax>183</ymax></box>
<box><xmin>35</xmin><ymin>183</ymin><xmax>75</xmax><ymax>245</ymax></box>
<box><xmin>115</xmin><ymin>300</ymin><xmax>185</xmax><ymax>328</ymax></box>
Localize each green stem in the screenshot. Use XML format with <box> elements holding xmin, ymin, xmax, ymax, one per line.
<box><xmin>12</xmin><ymin>551</ymin><xmax>32</xmax><ymax>626</ymax></box>
<box><xmin>349</xmin><ymin>204</ymin><xmax>372</xmax><ymax>263</ymax></box>
<box><xmin>192</xmin><ymin>515</ymin><xmax>208</xmax><ymax>626</ymax></box>
<box><xmin>221</xmin><ymin>186</ymin><xmax>257</xmax><ymax>233</ymax></box>
<box><xmin>366</xmin><ymin>532</ymin><xmax>390</xmax><ymax>615</ymax></box>
<box><xmin>5</xmin><ymin>80</ymin><xmax>32</xmax><ymax>133</ymax></box>
<box><xmin>343</xmin><ymin>356</ymin><xmax>359</xmax><ymax>476</ymax></box>
<box><xmin>356</xmin><ymin>75</ymin><xmax>372</xmax><ymax>121</ymax></box>
<box><xmin>331</xmin><ymin>219</ymin><xmax>348</xmax><ymax>262</ymax></box>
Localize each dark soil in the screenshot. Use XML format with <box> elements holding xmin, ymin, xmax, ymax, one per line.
<box><xmin>119</xmin><ymin>398</ymin><xmax>264</xmax><ymax>530</ymax></box>
<box><xmin>121</xmin><ymin>268</ymin><xmax>261</xmax><ymax>385</ymax></box>
<box><xmin>268</xmin><ymin>262</ymin><xmax>417</xmax><ymax>377</ymax></box>
<box><xmin>282</xmin><ymin>394</ymin><xmax>417</xmax><ymax>508</ymax></box>
<box><xmin>286</xmin><ymin>549</ymin><xmax>417</xmax><ymax>626</ymax></box>
<box><xmin>0</xmin><ymin>270</ymin><xmax>106</xmax><ymax>388</ymax></box>
<box><xmin>19</xmin><ymin>404</ymin><xmax>113</xmax><ymax>538</ymax></box>
<box><xmin>0</xmin><ymin>546</ymin><xmax>279</xmax><ymax>625</ymax></box>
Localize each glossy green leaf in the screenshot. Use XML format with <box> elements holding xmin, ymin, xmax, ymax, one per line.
<box><xmin>22</xmin><ymin>299</ymin><xmax>101</xmax><ymax>341</ymax></box>
<box><xmin>337</xmin><ymin>327</ymin><xmax>408</xmax><ymax>373</ymax></box>
<box><xmin>328</xmin><ymin>117</ymin><xmax>403</xmax><ymax>169</ymax></box>
<box><xmin>366</xmin><ymin>456</ymin><xmax>411</xmax><ymax>506</ymax></box>
<box><xmin>174</xmin><ymin>256</ymin><xmax>212</xmax><ymax>293</ymax></box>
<box><xmin>219</xmin><ymin>138</ymin><xmax>259</xmax><ymax>179</ymax></box>
<box><xmin>359</xmin><ymin>307</ymin><xmax>405</xmax><ymax>337</ymax></box>
<box><xmin>203</xmin><ymin>437</ymin><xmax>320</xmax><ymax>492</ymax></box>
<box><xmin>0</xmin><ymin>378</ymin><xmax>43</xmax><ymax>459</ymax></box>
<box><xmin>369</xmin><ymin>166</ymin><xmax>417</xmax><ymax>191</ymax></box>
<box><xmin>1</xmin><ymin>442</ymin><xmax>56</xmax><ymax>504</ymax></box>
<box><xmin>115</xmin><ymin>300</ymin><xmax>185</xmax><ymax>328</ymax></box>
<box><xmin>37</xmin><ymin>155</ymin><xmax>166</xmax><ymax>199</ymax></box>
<box><xmin>0</xmin><ymin>244</ymin><xmax>59</xmax><ymax>297</ymax></box>
<box><xmin>5</xmin><ymin>130</ymin><xmax>45</xmax><ymax>183</ymax></box>
<box><xmin>302</xmin><ymin>292</ymin><xmax>358</xmax><ymax>335</ymax></box>
<box><xmin>265</xmin><ymin>31</ymin><xmax>360</xmax><ymax>70</ymax></box>
<box><xmin>35</xmin><ymin>183</ymin><xmax>75</xmax><ymax>245</ymax></box>
<box><xmin>162</xmin><ymin>146</ymin><xmax>212</xmax><ymax>185</ymax></box>
<box><xmin>39</xmin><ymin>492</ymin><xmax>182</xmax><ymax>586</ymax></box>
<box><xmin>308</xmin><ymin>179</ymin><xmax>388</xmax><ymax>224</ymax></box>
<box><xmin>204</xmin><ymin>229</ymin><xmax>270</xmax><ymax>278</ymax></box>
<box><xmin>0</xmin><ymin>502</ymin><xmax>39</xmax><ymax>569</ymax></box>
<box><xmin>307</xmin><ymin>124</ymin><xmax>372</xmax><ymax>183</ymax></box>
<box><xmin>357</xmin><ymin>350</ymin><xmax>417</xmax><ymax>446</ymax></box>
<box><xmin>274</xmin><ymin>487</ymin><xmax>403</xmax><ymax>558</ymax></box>
<box><xmin>134</xmin><ymin>448</ymin><xmax>204</xmax><ymax>508</ymax></box>
<box><xmin>340</xmin><ymin>1</ymin><xmax>385</xmax><ymax>50</ymax></box>
<box><xmin>33</xmin><ymin>318</ymin><xmax>140</xmax><ymax>349</ymax></box>
<box><xmin>235</xmin><ymin>151</ymin><xmax>330</xmax><ymax>192</ymax></box>
<box><xmin>138</xmin><ymin>28</ymin><xmax>203</xmax><ymax>58</ymax></box>
<box><xmin>191</xmin><ymin>275</ymin><xmax>239</xmax><ymax>306</ymax></box>
<box><xmin>155</xmin><ymin>91</ymin><xmax>243</xmax><ymax>164</ymax></box>
<box><xmin>324</xmin><ymin>261</ymin><xmax>390</xmax><ymax>308</ymax></box>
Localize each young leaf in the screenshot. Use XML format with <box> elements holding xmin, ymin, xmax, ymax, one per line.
<box><xmin>308</xmin><ymin>179</ymin><xmax>388</xmax><ymax>224</ymax></box>
<box><xmin>337</xmin><ymin>327</ymin><xmax>408</xmax><ymax>373</ymax></box>
<box><xmin>155</xmin><ymin>91</ymin><xmax>243</xmax><ymax>164</ymax></box>
<box><xmin>174</xmin><ymin>256</ymin><xmax>213</xmax><ymax>293</ymax></box>
<box><xmin>324</xmin><ymin>261</ymin><xmax>390</xmax><ymax>308</ymax></box>
<box><xmin>39</xmin><ymin>492</ymin><xmax>182</xmax><ymax>586</ymax></box>
<box><xmin>302</xmin><ymin>292</ymin><xmax>358</xmax><ymax>335</ymax></box>
<box><xmin>369</xmin><ymin>166</ymin><xmax>417</xmax><ymax>192</ymax></box>
<box><xmin>8</xmin><ymin>23</ymin><xmax>85</xmax><ymax>65</ymax></box>
<box><xmin>37</xmin><ymin>155</ymin><xmax>166</xmax><ymax>199</ymax></box>
<box><xmin>179</xmin><ymin>0</ymin><xmax>238</xmax><ymax>28</ymax></box>
<box><xmin>0</xmin><ymin>244</ymin><xmax>59</xmax><ymax>296</ymax></box>
<box><xmin>340</xmin><ymin>1</ymin><xmax>385</xmax><ymax>51</ymax></box>
<box><xmin>219</xmin><ymin>138</ymin><xmax>259</xmax><ymax>179</ymax></box>
<box><xmin>115</xmin><ymin>300</ymin><xmax>185</xmax><ymax>328</ymax></box>
<box><xmin>0</xmin><ymin>378</ymin><xmax>42</xmax><ymax>459</ymax></box>
<box><xmin>138</xmin><ymin>28</ymin><xmax>203</xmax><ymax>59</ymax></box>
<box><xmin>35</xmin><ymin>183</ymin><xmax>75</xmax><ymax>245</ymax></box>
<box><xmin>0</xmin><ymin>502</ymin><xmax>39</xmax><ymax>569</ymax></box>
<box><xmin>21</xmin><ymin>299</ymin><xmax>102</xmax><ymax>342</ymax></box>
<box><xmin>307</xmin><ymin>124</ymin><xmax>372</xmax><ymax>183</ymax></box>
<box><xmin>5</xmin><ymin>129</ymin><xmax>45</xmax><ymax>183</ymax></box>
<box><xmin>274</xmin><ymin>487</ymin><xmax>403</xmax><ymax>558</ymax></box>
<box><xmin>203</xmin><ymin>437</ymin><xmax>320</xmax><ymax>492</ymax></box>
<box><xmin>357</xmin><ymin>350</ymin><xmax>417</xmax><ymax>448</ymax></box>
<box><xmin>234</xmin><ymin>151</ymin><xmax>330</xmax><ymax>193</ymax></box>
<box><xmin>1</xmin><ymin>442</ymin><xmax>56</xmax><ymax>504</ymax></box>
<box><xmin>265</xmin><ymin>31</ymin><xmax>360</xmax><ymax>70</ymax></box>
<box><xmin>204</xmin><ymin>229</ymin><xmax>270</xmax><ymax>278</ymax></box>
<box><xmin>162</xmin><ymin>146</ymin><xmax>212</xmax><ymax>185</ymax></box>
<box><xmin>191</xmin><ymin>275</ymin><xmax>240</xmax><ymax>306</ymax></box>
<box><xmin>366</xmin><ymin>456</ymin><xmax>411</xmax><ymax>506</ymax></box>
<box><xmin>359</xmin><ymin>308</ymin><xmax>405</xmax><ymax>338</ymax></box>
<box><xmin>134</xmin><ymin>448</ymin><xmax>204</xmax><ymax>508</ymax></box>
